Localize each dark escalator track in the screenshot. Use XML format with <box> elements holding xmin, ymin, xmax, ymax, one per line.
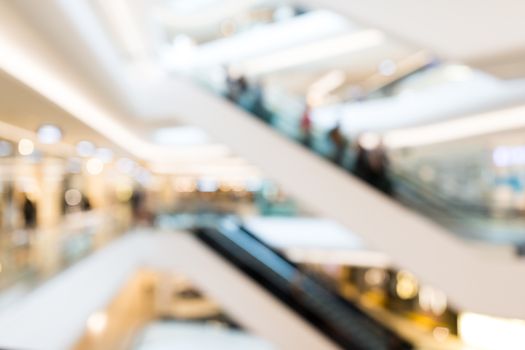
<box><xmin>194</xmin><ymin>220</ymin><xmax>412</xmax><ymax>350</ymax></box>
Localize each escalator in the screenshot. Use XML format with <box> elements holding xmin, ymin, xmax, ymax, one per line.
<box><xmin>161</xmin><ymin>77</ymin><xmax>525</xmax><ymax>319</ymax></box>
<box><xmin>391</xmin><ymin>169</ymin><xmax>525</xmax><ymax>244</ymax></box>
<box><xmin>217</xmin><ymin>82</ymin><xmax>525</xmax><ymax>246</ymax></box>
<box><xmin>194</xmin><ymin>219</ymin><xmax>413</xmax><ymax>350</ymax></box>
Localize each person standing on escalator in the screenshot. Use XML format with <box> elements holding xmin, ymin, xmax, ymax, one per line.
<box><xmin>225</xmin><ymin>67</ymin><xmax>248</xmax><ymax>105</ymax></box>
<box><xmin>300</xmin><ymin>103</ymin><xmax>313</xmax><ymax>148</ymax></box>
<box><xmin>369</xmin><ymin>143</ymin><xmax>393</xmax><ymax>195</ymax></box>
<box><xmin>328</xmin><ymin>121</ymin><xmax>347</xmax><ymax>165</ymax></box>
<box><xmin>249</xmin><ymin>80</ymin><xmax>272</xmax><ymax>124</ymax></box>
<box><xmin>353</xmin><ymin>135</ymin><xmax>393</xmax><ymax>196</ymax></box>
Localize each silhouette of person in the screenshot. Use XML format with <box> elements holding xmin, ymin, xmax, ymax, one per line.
<box><xmin>300</xmin><ymin>103</ymin><xmax>313</xmax><ymax>148</ymax></box>
<box><xmin>80</xmin><ymin>193</ymin><xmax>92</xmax><ymax>211</ymax></box>
<box><xmin>250</xmin><ymin>81</ymin><xmax>272</xmax><ymax>123</ymax></box>
<box><xmin>353</xmin><ymin>139</ymin><xmax>393</xmax><ymax>195</ymax></box>
<box><xmin>328</xmin><ymin>121</ymin><xmax>346</xmax><ymax>165</ymax></box>
<box><xmin>22</xmin><ymin>195</ymin><xmax>37</xmax><ymax>229</ymax></box>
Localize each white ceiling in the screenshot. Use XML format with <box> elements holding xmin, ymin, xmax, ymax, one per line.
<box><xmin>3</xmin><ymin>0</ymin><xmax>525</xmax><ymax>162</ymax></box>
<box><xmin>0</xmin><ymin>0</ymin><xmax>263</xmax><ymax>178</ymax></box>
<box><xmin>298</xmin><ymin>0</ymin><xmax>525</xmax><ymax>78</ymax></box>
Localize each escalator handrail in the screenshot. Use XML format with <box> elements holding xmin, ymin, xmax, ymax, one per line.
<box><xmin>389</xmin><ymin>168</ymin><xmax>523</xmax><ymax>219</ymax></box>
<box><xmin>194</xmin><ymin>220</ymin><xmax>412</xmax><ymax>350</ymax></box>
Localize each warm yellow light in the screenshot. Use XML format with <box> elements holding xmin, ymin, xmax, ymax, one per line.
<box><xmin>64</xmin><ymin>189</ymin><xmax>82</xmax><ymax>206</ymax></box>
<box><xmin>87</xmin><ymin>311</ymin><xmax>107</xmax><ymax>335</ymax></box>
<box><xmin>395</xmin><ymin>270</ymin><xmax>419</xmax><ymax>300</ymax></box>
<box><xmin>364</xmin><ymin>268</ymin><xmax>387</xmax><ymax>287</ymax></box>
<box><xmin>432</xmin><ymin>327</ymin><xmax>449</xmax><ymax>342</ymax></box>
<box><xmin>459</xmin><ymin>312</ymin><xmax>525</xmax><ymax>350</ymax></box>
<box><xmin>86</xmin><ymin>158</ymin><xmax>104</xmax><ymax>175</ymax></box>
<box><xmin>18</xmin><ymin>138</ymin><xmax>34</xmax><ymax>156</ymax></box>
<box><xmin>115</xmin><ymin>181</ymin><xmax>133</xmax><ymax>201</ymax></box>
<box><xmin>419</xmin><ymin>285</ymin><xmax>447</xmax><ymax>316</ymax></box>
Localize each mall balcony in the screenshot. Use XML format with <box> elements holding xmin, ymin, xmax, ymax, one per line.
<box><xmin>0</xmin><ymin>0</ymin><xmax>524</xmax><ymax>349</ymax></box>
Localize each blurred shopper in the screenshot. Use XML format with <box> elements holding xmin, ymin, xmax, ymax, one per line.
<box><xmin>131</xmin><ymin>189</ymin><xmax>144</xmax><ymax>217</ymax></box>
<box><xmin>236</xmin><ymin>75</ymin><xmax>248</xmax><ymax>99</ymax></box>
<box><xmin>225</xmin><ymin>67</ymin><xmax>248</xmax><ymax>104</ymax></box>
<box><xmin>328</xmin><ymin>121</ymin><xmax>346</xmax><ymax>165</ymax></box>
<box><xmin>131</xmin><ymin>188</ymin><xmax>154</xmax><ymax>225</ymax></box>
<box><xmin>353</xmin><ymin>139</ymin><xmax>393</xmax><ymax>195</ymax></box>
<box><xmin>249</xmin><ymin>81</ymin><xmax>272</xmax><ymax>123</ymax></box>
<box><xmin>22</xmin><ymin>195</ymin><xmax>37</xmax><ymax>229</ymax></box>
<box><xmin>300</xmin><ymin>103</ymin><xmax>313</xmax><ymax>148</ymax></box>
<box><xmin>238</xmin><ymin>79</ymin><xmax>255</xmax><ymax>111</ymax></box>
<box><xmin>80</xmin><ymin>193</ymin><xmax>92</xmax><ymax>211</ymax></box>
<box><xmin>225</xmin><ymin>67</ymin><xmax>237</xmax><ymax>102</ymax></box>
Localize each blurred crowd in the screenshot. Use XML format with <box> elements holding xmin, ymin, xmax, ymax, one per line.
<box><xmin>223</xmin><ymin>70</ymin><xmax>393</xmax><ymax>196</ymax></box>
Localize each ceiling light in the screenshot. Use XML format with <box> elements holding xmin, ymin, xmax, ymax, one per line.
<box><xmin>0</xmin><ymin>140</ymin><xmax>13</xmax><ymax>157</ymax></box>
<box><xmin>37</xmin><ymin>124</ymin><xmax>62</xmax><ymax>144</ymax></box>
<box><xmin>116</xmin><ymin>157</ymin><xmax>136</xmax><ymax>174</ymax></box>
<box><xmin>95</xmin><ymin>148</ymin><xmax>113</xmax><ymax>163</ymax></box>
<box><xmin>67</xmin><ymin>157</ymin><xmax>82</xmax><ymax>174</ymax></box>
<box><xmin>87</xmin><ymin>311</ymin><xmax>108</xmax><ymax>335</ymax></box>
<box><xmin>18</xmin><ymin>138</ymin><xmax>34</xmax><ymax>156</ymax></box>
<box><xmin>86</xmin><ymin>158</ymin><xmax>104</xmax><ymax>175</ymax></box>
<box><xmin>76</xmin><ymin>141</ymin><xmax>96</xmax><ymax>157</ymax></box>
